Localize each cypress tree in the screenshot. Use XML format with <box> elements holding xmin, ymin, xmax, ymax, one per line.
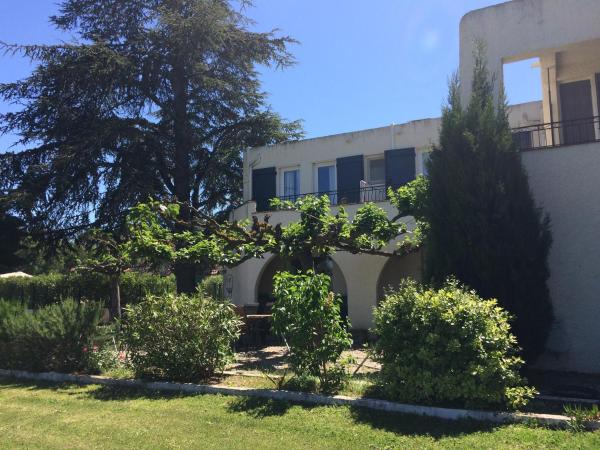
<box><xmin>425</xmin><ymin>49</ymin><xmax>553</xmax><ymax>362</ymax></box>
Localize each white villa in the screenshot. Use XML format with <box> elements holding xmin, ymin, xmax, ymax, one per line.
<box><xmin>225</xmin><ymin>0</ymin><xmax>600</xmax><ymax>374</ymax></box>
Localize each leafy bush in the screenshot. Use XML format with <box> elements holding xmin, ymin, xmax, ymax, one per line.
<box><xmin>120</xmin><ymin>292</ymin><xmax>242</xmax><ymax>382</ymax></box>
<box><xmin>372</xmin><ymin>279</ymin><xmax>536</xmax><ymax>409</ymax></box>
<box><xmin>201</xmin><ymin>275</ymin><xmax>224</xmax><ymax>300</ymax></box>
<box><xmin>84</xmin><ymin>324</ymin><xmax>125</xmax><ymax>374</ymax></box>
<box><xmin>0</xmin><ymin>299</ymin><xmax>103</xmax><ymax>372</ymax></box>
<box><xmin>564</xmin><ymin>404</ymin><xmax>600</xmax><ymax>432</ymax></box>
<box><xmin>272</xmin><ymin>270</ymin><xmax>353</xmax><ymax>393</ymax></box>
<box><xmin>0</xmin><ymin>272</ymin><xmax>175</xmax><ymax>309</ymax></box>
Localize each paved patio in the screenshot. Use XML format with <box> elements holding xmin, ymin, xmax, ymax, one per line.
<box><xmin>227</xmin><ymin>346</ymin><xmax>380</xmax><ymax>376</ymax></box>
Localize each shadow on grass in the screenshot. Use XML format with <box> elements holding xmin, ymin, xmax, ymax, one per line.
<box><xmin>0</xmin><ymin>378</ymin><xmax>76</xmax><ymax>393</ymax></box>
<box><xmin>85</xmin><ymin>384</ymin><xmax>188</xmax><ymax>402</ymax></box>
<box><xmin>349</xmin><ymin>405</ymin><xmax>498</xmax><ymax>439</ymax></box>
<box><xmin>0</xmin><ymin>378</ymin><xmax>523</xmax><ymax>440</ymax></box>
<box><xmin>227</xmin><ymin>396</ymin><xmax>305</xmax><ymax>418</ymax></box>
<box><xmin>0</xmin><ymin>377</ymin><xmax>189</xmax><ymax>402</ymax></box>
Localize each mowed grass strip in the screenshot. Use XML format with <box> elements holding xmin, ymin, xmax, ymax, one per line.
<box><xmin>0</xmin><ymin>379</ymin><xmax>598</xmax><ymax>449</ymax></box>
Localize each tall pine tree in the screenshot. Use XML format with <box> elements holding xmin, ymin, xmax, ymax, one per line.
<box><xmin>0</xmin><ymin>0</ymin><xmax>302</xmax><ymax>292</ymax></box>
<box><xmin>425</xmin><ymin>49</ymin><xmax>553</xmax><ymax>362</ymax></box>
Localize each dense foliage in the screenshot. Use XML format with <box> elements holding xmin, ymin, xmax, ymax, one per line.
<box><xmin>0</xmin><ymin>0</ymin><xmax>303</xmax><ymax>292</ymax></box>
<box><xmin>201</xmin><ymin>275</ymin><xmax>224</xmax><ymax>301</ymax></box>
<box><xmin>120</xmin><ymin>292</ymin><xmax>241</xmax><ymax>382</ymax></box>
<box><xmin>424</xmin><ymin>48</ymin><xmax>553</xmax><ymax>361</ymax></box>
<box><xmin>126</xmin><ymin>180</ymin><xmax>427</xmax><ymax>271</ymax></box>
<box><xmin>0</xmin><ymin>209</ymin><xmax>25</xmax><ymax>273</ymax></box>
<box><xmin>272</xmin><ymin>271</ymin><xmax>352</xmax><ymax>393</ymax></box>
<box><xmin>0</xmin><ymin>272</ymin><xmax>175</xmax><ymax>309</ymax></box>
<box><xmin>373</xmin><ymin>279</ymin><xmax>536</xmax><ymax>409</ymax></box>
<box><xmin>0</xmin><ymin>299</ymin><xmax>102</xmax><ymax>372</ymax></box>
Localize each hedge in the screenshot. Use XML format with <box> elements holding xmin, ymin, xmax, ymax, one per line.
<box><xmin>0</xmin><ymin>299</ymin><xmax>103</xmax><ymax>373</ymax></box>
<box><xmin>0</xmin><ymin>272</ymin><xmax>176</xmax><ymax>309</ymax></box>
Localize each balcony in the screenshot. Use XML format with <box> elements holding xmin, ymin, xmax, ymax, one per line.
<box><xmin>512</xmin><ymin>116</ymin><xmax>600</xmax><ymax>151</ymax></box>
<box><xmin>278</xmin><ymin>183</ymin><xmax>388</xmax><ymax>206</ymax></box>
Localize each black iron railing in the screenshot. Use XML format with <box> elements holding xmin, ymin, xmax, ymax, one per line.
<box><xmin>511</xmin><ymin>116</ymin><xmax>600</xmax><ymax>151</ymax></box>
<box><xmin>278</xmin><ymin>184</ymin><xmax>388</xmax><ymax>206</ymax></box>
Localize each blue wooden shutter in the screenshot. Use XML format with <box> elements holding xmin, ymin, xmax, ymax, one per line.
<box><xmin>384</xmin><ymin>148</ymin><xmax>415</xmax><ymax>189</ymax></box>
<box><xmin>336</xmin><ymin>155</ymin><xmax>363</xmax><ymax>204</ymax></box>
<box><xmin>252</xmin><ymin>167</ymin><xmax>276</xmax><ymax>212</ymax></box>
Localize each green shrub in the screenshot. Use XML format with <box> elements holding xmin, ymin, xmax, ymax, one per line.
<box><xmin>272</xmin><ymin>270</ymin><xmax>353</xmax><ymax>393</ymax></box>
<box><xmin>120</xmin><ymin>292</ymin><xmax>242</xmax><ymax>382</ymax></box>
<box><xmin>0</xmin><ymin>272</ymin><xmax>175</xmax><ymax>309</ymax></box>
<box><xmin>0</xmin><ymin>299</ymin><xmax>103</xmax><ymax>372</ymax></box>
<box><xmin>201</xmin><ymin>275</ymin><xmax>224</xmax><ymax>300</ymax></box>
<box><xmin>372</xmin><ymin>279</ymin><xmax>536</xmax><ymax>409</ymax></box>
<box><xmin>564</xmin><ymin>404</ymin><xmax>600</xmax><ymax>432</ymax></box>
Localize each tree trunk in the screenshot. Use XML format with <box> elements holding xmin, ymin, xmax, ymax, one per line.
<box><xmin>109</xmin><ymin>275</ymin><xmax>121</xmax><ymax>320</ymax></box>
<box><xmin>171</xmin><ymin>53</ymin><xmax>196</xmax><ymax>294</ymax></box>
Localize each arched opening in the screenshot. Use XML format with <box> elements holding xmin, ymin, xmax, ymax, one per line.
<box><xmin>255</xmin><ymin>255</ymin><xmax>348</xmax><ymax>317</ymax></box>
<box><xmin>376</xmin><ymin>251</ymin><xmax>423</xmax><ymax>303</ymax></box>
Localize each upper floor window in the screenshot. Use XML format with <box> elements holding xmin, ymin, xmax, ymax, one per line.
<box><xmin>366</xmin><ymin>157</ymin><xmax>385</xmax><ymax>185</ymax></box>
<box><xmin>282</xmin><ymin>168</ymin><xmax>300</xmax><ymax>200</ymax></box>
<box><xmin>316</xmin><ymin>164</ymin><xmax>336</xmax><ymax>193</ymax></box>
<box><xmin>315</xmin><ymin>162</ymin><xmax>336</xmax><ymax>204</ymax></box>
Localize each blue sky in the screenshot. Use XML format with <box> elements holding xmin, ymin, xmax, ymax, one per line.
<box><xmin>0</xmin><ymin>0</ymin><xmax>541</xmax><ymax>148</ymax></box>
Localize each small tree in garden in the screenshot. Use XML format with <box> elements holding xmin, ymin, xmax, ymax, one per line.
<box><xmin>126</xmin><ymin>180</ymin><xmax>428</xmax><ymax>271</ymax></box>
<box><xmin>74</xmin><ymin>229</ymin><xmax>131</xmax><ymax>319</ymax></box>
<box><xmin>424</xmin><ymin>47</ymin><xmax>553</xmax><ymax>362</ymax></box>
<box><xmin>272</xmin><ymin>271</ymin><xmax>352</xmax><ymax>393</ymax></box>
<box><xmin>373</xmin><ymin>279</ymin><xmax>536</xmax><ymax>410</ymax></box>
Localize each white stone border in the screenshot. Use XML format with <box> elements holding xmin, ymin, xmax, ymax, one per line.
<box><xmin>1</xmin><ymin>368</ymin><xmax>598</xmax><ymax>430</ymax></box>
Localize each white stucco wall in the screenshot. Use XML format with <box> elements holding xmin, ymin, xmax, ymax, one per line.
<box><xmin>243</xmin><ymin>119</ymin><xmax>441</xmax><ymax>203</ymax></box>
<box><xmin>460</xmin><ymin>0</ymin><xmax>600</xmax><ymax>105</ymax></box>
<box><xmin>521</xmin><ymin>143</ymin><xmax>600</xmax><ymax>373</ymax></box>
<box><xmin>508</xmin><ymin>100</ymin><xmax>542</xmax><ymax>128</ymax></box>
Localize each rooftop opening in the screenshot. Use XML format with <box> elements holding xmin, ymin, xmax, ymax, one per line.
<box><xmin>503</xmin><ymin>57</ymin><xmax>542</xmax><ymax>106</ymax></box>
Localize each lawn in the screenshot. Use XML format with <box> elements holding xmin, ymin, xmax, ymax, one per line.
<box><xmin>1</xmin><ymin>380</ymin><xmax>599</xmax><ymax>449</ymax></box>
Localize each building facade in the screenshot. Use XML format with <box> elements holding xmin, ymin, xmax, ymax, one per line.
<box><xmin>227</xmin><ymin>0</ymin><xmax>600</xmax><ymax>373</ymax></box>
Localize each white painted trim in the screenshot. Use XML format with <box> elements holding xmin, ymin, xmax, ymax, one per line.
<box><xmin>1</xmin><ymin>369</ymin><xmax>594</xmax><ymax>429</ymax></box>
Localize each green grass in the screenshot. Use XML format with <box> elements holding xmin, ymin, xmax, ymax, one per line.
<box><xmin>0</xmin><ymin>379</ymin><xmax>599</xmax><ymax>449</ymax></box>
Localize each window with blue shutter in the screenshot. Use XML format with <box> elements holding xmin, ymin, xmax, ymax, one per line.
<box><xmin>336</xmin><ymin>155</ymin><xmax>364</xmax><ymax>204</ymax></box>
<box><xmin>384</xmin><ymin>148</ymin><xmax>415</xmax><ymax>189</ymax></box>
<box><xmin>317</xmin><ymin>164</ymin><xmax>336</xmax><ymax>204</ymax></box>
<box><xmin>252</xmin><ymin>167</ymin><xmax>276</xmax><ymax>212</ymax></box>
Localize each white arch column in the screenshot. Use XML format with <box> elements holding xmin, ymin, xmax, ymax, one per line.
<box><xmin>332</xmin><ymin>252</ymin><xmax>388</xmax><ymax>330</ymax></box>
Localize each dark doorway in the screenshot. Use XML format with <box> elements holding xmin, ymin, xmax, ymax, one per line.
<box><xmin>559</xmin><ymin>79</ymin><xmax>596</xmax><ymax>145</ymax></box>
